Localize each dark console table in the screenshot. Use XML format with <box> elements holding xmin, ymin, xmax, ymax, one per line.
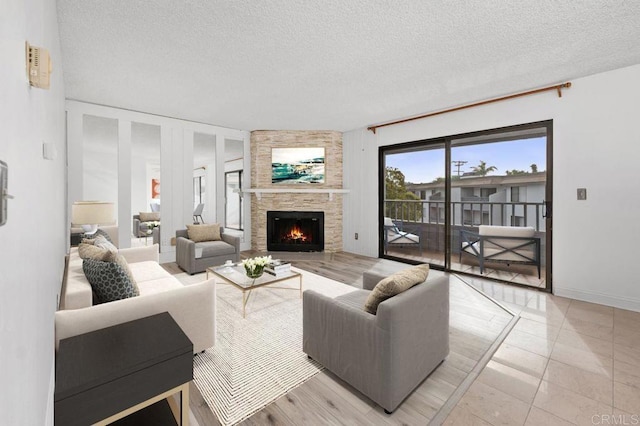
<box><xmin>70</xmin><ymin>232</ymin><xmax>83</xmax><ymax>247</ymax></box>
<box><xmin>54</xmin><ymin>312</ymin><xmax>193</xmax><ymax>426</ymax></box>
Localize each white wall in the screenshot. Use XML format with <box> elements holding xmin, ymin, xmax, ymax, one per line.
<box><xmin>344</xmin><ymin>64</ymin><xmax>640</xmax><ymax>311</ymax></box>
<box><xmin>130</xmin><ymin>154</ymin><xmax>146</xmax><ymax>214</ymax></box>
<box><xmin>0</xmin><ymin>1</ymin><xmax>67</xmax><ymax>424</ymax></box>
<box><xmin>82</xmin><ymin>115</ymin><xmax>118</xmax><ymax>206</ymax></box>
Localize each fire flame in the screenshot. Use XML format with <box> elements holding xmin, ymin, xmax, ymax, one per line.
<box><xmin>286</xmin><ymin>225</ymin><xmax>307</xmax><ymax>241</ymax></box>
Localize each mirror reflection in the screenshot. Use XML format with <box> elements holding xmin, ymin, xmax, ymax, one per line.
<box><xmin>131</xmin><ymin>122</ymin><xmax>161</xmax><ymax>248</ymax></box>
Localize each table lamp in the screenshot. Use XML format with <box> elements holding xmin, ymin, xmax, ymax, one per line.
<box><xmin>71</xmin><ymin>201</ymin><xmax>115</xmax><ymax>235</ymax></box>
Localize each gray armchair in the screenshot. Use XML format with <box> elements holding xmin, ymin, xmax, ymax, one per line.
<box><xmin>303</xmin><ymin>269</ymin><xmax>449</xmax><ymax>414</ymax></box>
<box><xmin>132</xmin><ymin>214</ymin><xmax>145</xmax><ymax>237</ymax></box>
<box><xmin>133</xmin><ymin>213</ymin><xmax>160</xmax><ymax>238</ymax></box>
<box><xmin>176</xmin><ymin>227</ymin><xmax>240</xmax><ymax>274</ymax></box>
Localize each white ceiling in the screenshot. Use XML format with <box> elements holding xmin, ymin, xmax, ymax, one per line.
<box><xmin>57</xmin><ymin>1</ymin><xmax>640</xmax><ymax>132</ymax></box>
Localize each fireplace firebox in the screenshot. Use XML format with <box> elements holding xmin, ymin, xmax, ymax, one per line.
<box><xmin>267</xmin><ymin>211</ymin><xmax>324</xmax><ymax>252</ymax></box>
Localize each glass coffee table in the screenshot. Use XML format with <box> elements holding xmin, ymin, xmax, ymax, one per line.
<box><xmin>206</xmin><ymin>264</ymin><xmax>302</xmax><ymax>318</ymax></box>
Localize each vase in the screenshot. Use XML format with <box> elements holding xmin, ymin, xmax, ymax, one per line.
<box><xmin>245</xmin><ymin>265</ymin><xmax>264</xmax><ymax>279</ymax></box>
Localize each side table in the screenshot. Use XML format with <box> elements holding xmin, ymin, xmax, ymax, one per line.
<box><xmin>54</xmin><ymin>312</ymin><xmax>193</xmax><ymax>425</ymax></box>
<box><xmin>70</xmin><ymin>232</ymin><xmax>83</xmax><ymax>247</ymax></box>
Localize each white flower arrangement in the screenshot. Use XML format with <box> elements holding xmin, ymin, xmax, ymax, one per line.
<box><xmin>241</xmin><ymin>255</ymin><xmax>272</xmax><ymax>274</ymax></box>
<box><xmin>144</xmin><ymin>221</ymin><xmax>160</xmax><ymax>235</ymax></box>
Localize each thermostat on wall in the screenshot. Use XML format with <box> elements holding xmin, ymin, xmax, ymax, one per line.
<box><xmin>26</xmin><ymin>41</ymin><xmax>52</xmax><ymax>89</ymax></box>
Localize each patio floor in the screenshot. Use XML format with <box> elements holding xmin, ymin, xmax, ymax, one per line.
<box><xmin>384</xmin><ymin>246</ymin><xmax>546</xmax><ymax>289</ymax></box>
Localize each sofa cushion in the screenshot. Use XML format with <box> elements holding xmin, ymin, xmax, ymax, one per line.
<box><xmin>478</xmin><ymin>225</ymin><xmax>535</xmax><ymax>238</ymax></box>
<box><xmin>128</xmin><ymin>261</ymin><xmax>174</xmax><ymax>283</ymax></box>
<box><xmin>78</xmin><ymin>243</ymin><xmax>116</xmax><ymax>261</ymax></box>
<box><xmin>196</xmin><ymin>240</ymin><xmax>235</xmax><ymax>258</ymax></box>
<box><xmin>478</xmin><ymin>225</ymin><xmax>535</xmax><ymax>250</ymax></box>
<box><xmin>82</xmin><ymin>258</ymin><xmax>138</xmax><ymax>304</ymax></box>
<box><xmin>462</xmin><ymin>242</ymin><xmax>535</xmax><ymax>262</ymax></box>
<box><xmin>139</xmin><ymin>211</ymin><xmax>160</xmax><ymax>222</ymax></box>
<box><xmin>364</xmin><ymin>264</ymin><xmax>430</xmax><ymax>315</ymax></box>
<box><xmin>187</xmin><ymin>224</ymin><xmax>221</xmax><ymax>242</ymax></box>
<box><xmin>137</xmin><ymin>277</ymin><xmax>183</xmax><ymax>296</ymax></box>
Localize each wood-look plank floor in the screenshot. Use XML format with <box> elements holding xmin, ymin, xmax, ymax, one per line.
<box><xmin>184</xmin><ymin>251</ymin><xmax>514</xmax><ymax>426</ymax></box>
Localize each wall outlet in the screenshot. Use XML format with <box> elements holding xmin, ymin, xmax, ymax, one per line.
<box><xmin>355</xmin><ymin>233</ymin><xmax>359</xmax><ymax>240</ymax></box>
<box><xmin>577</xmin><ymin>188</ymin><xmax>587</xmax><ymax>200</ymax></box>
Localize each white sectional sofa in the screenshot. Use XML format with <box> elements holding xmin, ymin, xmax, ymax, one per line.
<box><xmin>56</xmin><ymin>238</ymin><xmax>215</xmax><ymax>353</ymax></box>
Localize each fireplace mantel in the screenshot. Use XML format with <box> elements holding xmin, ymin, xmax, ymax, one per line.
<box><xmin>241</xmin><ymin>188</ymin><xmax>349</xmax><ymax>201</ymax></box>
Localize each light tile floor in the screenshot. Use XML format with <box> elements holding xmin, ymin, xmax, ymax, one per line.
<box><xmin>445</xmin><ymin>276</ymin><xmax>640</xmax><ymax>426</ymax></box>
<box><xmin>162</xmin><ymin>254</ymin><xmax>638</xmax><ymax>425</ymax></box>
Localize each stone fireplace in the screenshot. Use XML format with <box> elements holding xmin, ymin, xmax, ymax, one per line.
<box><xmin>250</xmin><ymin>130</ymin><xmax>343</xmax><ymax>252</ymax></box>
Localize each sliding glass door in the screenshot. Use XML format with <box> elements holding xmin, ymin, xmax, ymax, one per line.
<box><xmin>381</xmin><ymin>142</ymin><xmax>446</xmax><ymax>268</ymax></box>
<box><xmin>380</xmin><ymin>121</ymin><xmax>552</xmax><ymax>290</ymax></box>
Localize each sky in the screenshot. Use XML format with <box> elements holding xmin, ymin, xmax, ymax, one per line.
<box><xmin>385</xmin><ymin>137</ymin><xmax>546</xmax><ymax>183</ymax></box>
<box><xmin>272</xmin><ymin>147</ymin><xmax>325</xmax><ymax>164</ymax></box>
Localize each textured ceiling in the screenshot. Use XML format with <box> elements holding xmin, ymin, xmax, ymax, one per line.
<box><xmin>57</xmin><ymin>1</ymin><xmax>640</xmax><ymax>132</ymax></box>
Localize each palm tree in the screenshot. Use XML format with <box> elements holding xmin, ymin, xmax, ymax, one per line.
<box><xmin>471</xmin><ymin>160</ymin><xmax>497</xmax><ymax>176</ymax></box>
<box><xmin>530</xmin><ymin>163</ymin><xmax>538</xmax><ymax>173</ymax></box>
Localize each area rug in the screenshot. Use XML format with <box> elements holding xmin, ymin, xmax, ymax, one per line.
<box><xmin>191</xmin><ymin>267</ymin><xmax>357</xmax><ymax>426</ymax></box>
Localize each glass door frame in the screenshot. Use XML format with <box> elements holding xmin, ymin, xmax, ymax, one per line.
<box><xmin>379</xmin><ymin>119</ymin><xmax>553</xmax><ymax>292</ymax></box>
<box><xmin>224</xmin><ymin>170</ymin><xmax>243</xmax><ymax>231</ymax></box>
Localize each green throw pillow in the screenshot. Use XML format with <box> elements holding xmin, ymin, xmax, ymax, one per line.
<box><xmin>364</xmin><ymin>264</ymin><xmax>430</xmax><ymax>315</ymax></box>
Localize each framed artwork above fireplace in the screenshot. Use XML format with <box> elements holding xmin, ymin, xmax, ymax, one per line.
<box><xmin>271</xmin><ymin>147</ymin><xmax>325</xmax><ymax>184</ymax></box>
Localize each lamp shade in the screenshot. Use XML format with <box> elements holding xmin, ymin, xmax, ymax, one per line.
<box><xmin>71</xmin><ymin>201</ymin><xmax>115</xmax><ymax>227</ymax></box>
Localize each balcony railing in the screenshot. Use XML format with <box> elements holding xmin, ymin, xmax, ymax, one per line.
<box><xmin>384</xmin><ymin>199</ymin><xmax>548</xmax><ymax>280</ymax></box>
<box><xmin>385</xmin><ymin>199</ymin><xmax>545</xmax><ymax>231</ymax></box>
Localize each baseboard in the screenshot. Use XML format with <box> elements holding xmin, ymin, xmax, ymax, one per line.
<box><xmin>45</xmin><ymin>363</ymin><xmax>55</xmax><ymax>426</ymax></box>
<box><xmin>554</xmin><ymin>286</ymin><xmax>640</xmax><ymax>312</ymax></box>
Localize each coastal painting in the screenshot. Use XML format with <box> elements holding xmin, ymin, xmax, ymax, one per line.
<box><xmin>272</xmin><ymin>147</ymin><xmax>325</xmax><ymax>184</ymax></box>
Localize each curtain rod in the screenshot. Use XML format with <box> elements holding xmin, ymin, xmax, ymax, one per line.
<box><xmin>367</xmin><ymin>82</ymin><xmax>572</xmax><ymax>134</ymax></box>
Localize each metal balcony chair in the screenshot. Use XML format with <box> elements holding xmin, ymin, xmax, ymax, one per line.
<box><xmin>383</xmin><ymin>217</ymin><xmax>422</xmax><ymax>254</ymax></box>
<box><xmin>193</xmin><ymin>203</ymin><xmax>205</xmax><ymax>224</ymax></box>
